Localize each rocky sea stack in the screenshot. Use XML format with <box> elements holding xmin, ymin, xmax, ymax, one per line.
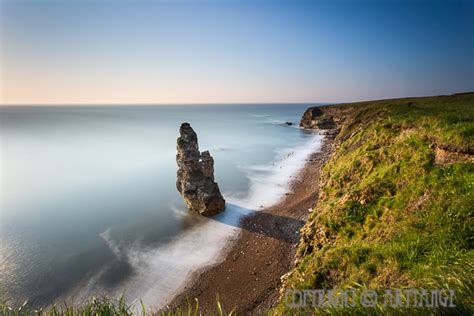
<box><xmin>176</xmin><ymin>123</ymin><xmax>225</xmax><ymax>216</ymax></box>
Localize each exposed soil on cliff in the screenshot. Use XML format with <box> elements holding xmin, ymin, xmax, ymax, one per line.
<box><xmin>167</xmin><ymin>135</ymin><xmax>335</xmax><ymax>315</ymax></box>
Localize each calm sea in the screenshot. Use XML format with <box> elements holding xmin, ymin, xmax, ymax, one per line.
<box><xmin>0</xmin><ymin>104</ymin><xmax>323</xmax><ymax>309</ymax></box>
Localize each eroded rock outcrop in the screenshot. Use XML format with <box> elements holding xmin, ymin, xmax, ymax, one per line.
<box><xmin>299</xmin><ymin>105</ymin><xmax>349</xmax><ymax>138</ymax></box>
<box><xmin>176</xmin><ymin>123</ymin><xmax>225</xmax><ymax>216</ymax></box>
<box><xmin>300</xmin><ymin>106</ymin><xmax>337</xmax><ymax>129</ymax></box>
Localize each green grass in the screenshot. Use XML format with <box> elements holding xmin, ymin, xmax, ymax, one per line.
<box><xmin>276</xmin><ymin>93</ymin><xmax>474</xmax><ymax>315</ymax></box>
<box><xmin>1</xmin><ymin>295</ymin><xmax>235</xmax><ymax>316</ymax></box>
<box><xmin>1</xmin><ymin>296</ymin><xmax>139</xmax><ymax>316</ymax></box>
<box><xmin>3</xmin><ymin>93</ymin><xmax>473</xmax><ymax>315</ymax></box>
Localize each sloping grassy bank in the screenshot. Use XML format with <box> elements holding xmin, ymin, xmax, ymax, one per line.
<box><xmin>2</xmin><ymin>93</ymin><xmax>473</xmax><ymax>315</ymax></box>
<box><xmin>276</xmin><ymin>93</ymin><xmax>474</xmax><ymax>314</ymax></box>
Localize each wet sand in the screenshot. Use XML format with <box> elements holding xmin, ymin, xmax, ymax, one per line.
<box><xmin>168</xmin><ymin>135</ymin><xmax>334</xmax><ymax>314</ymax></box>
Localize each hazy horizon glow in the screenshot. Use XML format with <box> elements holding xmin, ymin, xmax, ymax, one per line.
<box><xmin>1</xmin><ymin>0</ymin><xmax>473</xmax><ymax>105</ymax></box>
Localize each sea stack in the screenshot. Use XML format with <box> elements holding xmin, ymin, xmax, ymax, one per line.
<box><xmin>176</xmin><ymin>123</ymin><xmax>225</xmax><ymax>216</ymax></box>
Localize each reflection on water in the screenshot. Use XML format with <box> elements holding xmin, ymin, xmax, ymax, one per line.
<box><xmin>0</xmin><ymin>104</ymin><xmax>322</xmax><ymax>308</ymax></box>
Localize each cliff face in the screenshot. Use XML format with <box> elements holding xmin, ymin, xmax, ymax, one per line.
<box><xmin>299</xmin><ymin>105</ymin><xmax>348</xmax><ymax>138</ymax></box>
<box><xmin>176</xmin><ymin>123</ymin><xmax>225</xmax><ymax>216</ymax></box>
<box><xmin>278</xmin><ymin>93</ymin><xmax>474</xmax><ymax>313</ymax></box>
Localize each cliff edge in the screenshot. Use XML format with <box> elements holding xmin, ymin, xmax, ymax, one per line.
<box><xmin>277</xmin><ymin>93</ymin><xmax>474</xmax><ymax>314</ymax></box>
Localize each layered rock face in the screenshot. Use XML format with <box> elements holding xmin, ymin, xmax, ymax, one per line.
<box><xmin>300</xmin><ymin>106</ymin><xmax>337</xmax><ymax>129</ymax></box>
<box><xmin>299</xmin><ymin>105</ymin><xmax>347</xmax><ymax>137</ymax></box>
<box><xmin>176</xmin><ymin>123</ymin><xmax>225</xmax><ymax>216</ymax></box>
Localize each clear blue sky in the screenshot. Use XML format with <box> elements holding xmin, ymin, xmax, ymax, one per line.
<box><xmin>1</xmin><ymin>0</ymin><xmax>473</xmax><ymax>104</ymax></box>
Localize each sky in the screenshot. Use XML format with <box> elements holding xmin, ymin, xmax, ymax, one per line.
<box><xmin>1</xmin><ymin>0</ymin><xmax>473</xmax><ymax>105</ymax></box>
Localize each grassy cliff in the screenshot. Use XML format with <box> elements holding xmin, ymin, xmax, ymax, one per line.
<box><xmin>278</xmin><ymin>93</ymin><xmax>474</xmax><ymax>314</ymax></box>
<box><xmin>2</xmin><ymin>93</ymin><xmax>473</xmax><ymax>315</ymax></box>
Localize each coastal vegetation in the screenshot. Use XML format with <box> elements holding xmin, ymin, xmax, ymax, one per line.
<box><xmin>1</xmin><ymin>296</ymin><xmax>235</xmax><ymax>316</ymax></box>
<box><xmin>1</xmin><ymin>296</ymin><xmax>141</xmax><ymax>316</ymax></box>
<box><xmin>277</xmin><ymin>92</ymin><xmax>474</xmax><ymax>314</ymax></box>
<box><xmin>2</xmin><ymin>93</ymin><xmax>472</xmax><ymax>315</ymax></box>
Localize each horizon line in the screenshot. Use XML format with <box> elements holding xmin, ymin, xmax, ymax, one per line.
<box><xmin>1</xmin><ymin>91</ymin><xmax>473</xmax><ymax>107</ymax></box>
